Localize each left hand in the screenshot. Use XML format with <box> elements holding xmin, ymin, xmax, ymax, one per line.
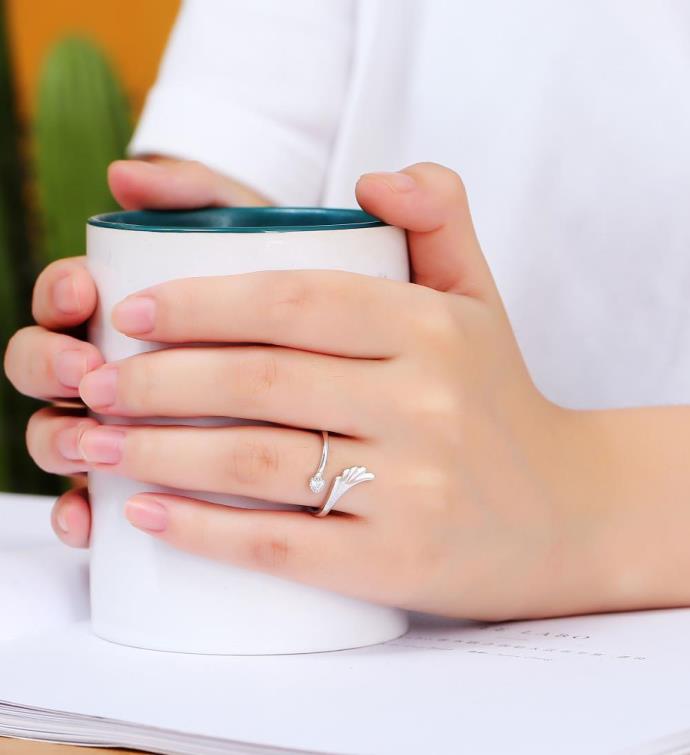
<box><xmin>31</xmin><ymin>163</ymin><xmax>601</xmax><ymax>620</ymax></box>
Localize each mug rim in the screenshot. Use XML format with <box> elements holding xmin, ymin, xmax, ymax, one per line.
<box><xmin>88</xmin><ymin>207</ymin><xmax>387</xmax><ymax>233</ymax></box>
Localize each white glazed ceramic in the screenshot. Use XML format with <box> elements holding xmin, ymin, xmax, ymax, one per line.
<box><xmin>86</xmin><ymin>207</ymin><xmax>410</xmax><ymax>654</ymax></box>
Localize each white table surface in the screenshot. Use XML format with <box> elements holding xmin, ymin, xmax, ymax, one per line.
<box><xmin>0</xmin><ymin>492</ymin><xmax>89</xmax><ymax>645</ymax></box>
<box><xmin>0</xmin><ymin>493</ymin><xmax>57</xmax><ymax>548</ymax></box>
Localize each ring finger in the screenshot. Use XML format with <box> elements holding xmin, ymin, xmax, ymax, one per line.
<box><xmin>78</xmin><ymin>423</ymin><xmax>383</xmax><ymax>517</ymax></box>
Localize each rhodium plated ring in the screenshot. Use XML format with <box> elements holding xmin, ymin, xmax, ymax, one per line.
<box><xmin>310</xmin><ymin>466</ymin><xmax>376</xmax><ymax>518</ymax></box>
<box><xmin>308</xmin><ymin>431</ymin><xmax>329</xmax><ymax>495</ymax></box>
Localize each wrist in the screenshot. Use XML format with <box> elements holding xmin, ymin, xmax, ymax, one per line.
<box><xmin>545</xmin><ymin>406</ymin><xmax>690</xmax><ymax>616</ymax></box>
<box><xmin>514</xmin><ymin>404</ymin><xmax>621</xmax><ymax>617</ymax></box>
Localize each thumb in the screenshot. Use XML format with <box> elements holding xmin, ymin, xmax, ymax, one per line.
<box><xmin>108</xmin><ymin>158</ymin><xmax>269</xmax><ymax>210</ymax></box>
<box><xmin>355</xmin><ymin>162</ymin><xmax>497</xmax><ymax>300</ymax></box>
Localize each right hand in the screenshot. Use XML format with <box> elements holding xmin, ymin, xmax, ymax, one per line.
<box><xmin>3</xmin><ymin>158</ymin><xmax>267</xmax><ymax>548</ymax></box>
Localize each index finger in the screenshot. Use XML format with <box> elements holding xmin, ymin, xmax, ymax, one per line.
<box><xmin>32</xmin><ymin>256</ymin><xmax>98</xmax><ymax>330</ymax></box>
<box><xmin>111</xmin><ymin>270</ymin><xmax>439</xmax><ymax>358</ymax></box>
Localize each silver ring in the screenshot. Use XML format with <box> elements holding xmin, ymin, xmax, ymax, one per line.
<box><xmin>308</xmin><ymin>431</ymin><xmax>329</xmax><ymax>494</ymax></box>
<box><xmin>310</xmin><ymin>466</ymin><xmax>376</xmax><ymax>518</ymax></box>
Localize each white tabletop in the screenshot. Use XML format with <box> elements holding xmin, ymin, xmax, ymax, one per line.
<box><xmin>0</xmin><ymin>492</ymin><xmax>88</xmax><ymax>644</ymax></box>
<box><xmin>0</xmin><ymin>493</ymin><xmax>57</xmax><ymax>548</ymax></box>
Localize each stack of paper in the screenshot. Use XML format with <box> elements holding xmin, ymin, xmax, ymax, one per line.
<box><xmin>1</xmin><ymin>493</ymin><xmax>689</xmax><ymax>755</ymax></box>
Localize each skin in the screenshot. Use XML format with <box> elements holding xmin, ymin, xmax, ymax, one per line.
<box><xmin>5</xmin><ymin>159</ymin><xmax>690</xmax><ymax>621</ymax></box>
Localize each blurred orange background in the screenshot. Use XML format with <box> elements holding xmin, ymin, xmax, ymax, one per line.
<box><xmin>6</xmin><ymin>0</ymin><xmax>180</xmax><ymax>120</ymax></box>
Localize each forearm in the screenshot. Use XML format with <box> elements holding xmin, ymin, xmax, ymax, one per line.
<box><xmin>564</xmin><ymin>405</ymin><xmax>690</xmax><ymax>612</ymax></box>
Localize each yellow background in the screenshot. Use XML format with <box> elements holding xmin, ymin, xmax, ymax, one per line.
<box><xmin>7</xmin><ymin>0</ymin><xmax>180</xmax><ymax>120</ymax></box>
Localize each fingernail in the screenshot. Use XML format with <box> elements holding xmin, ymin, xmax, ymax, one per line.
<box><xmin>360</xmin><ymin>171</ymin><xmax>417</xmax><ymax>193</ymax></box>
<box><xmin>78</xmin><ymin>426</ymin><xmax>125</xmax><ymax>465</ymax></box>
<box><xmin>54</xmin><ymin>349</ymin><xmax>89</xmax><ymax>389</ymax></box>
<box><xmin>56</xmin><ymin>422</ymin><xmax>91</xmax><ymax>461</ymax></box>
<box><xmin>56</xmin><ymin>509</ymin><xmax>69</xmax><ymax>534</ymax></box>
<box><xmin>79</xmin><ymin>365</ymin><xmax>118</xmax><ymax>409</ymax></box>
<box><xmin>125</xmin><ymin>496</ymin><xmax>168</xmax><ymax>533</ymax></box>
<box><xmin>112</xmin><ymin>295</ymin><xmax>156</xmax><ymax>335</ymax></box>
<box><xmin>53</xmin><ymin>275</ymin><xmax>81</xmax><ymax>314</ymax></box>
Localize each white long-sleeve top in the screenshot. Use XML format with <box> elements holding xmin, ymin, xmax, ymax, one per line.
<box><xmin>130</xmin><ymin>0</ymin><xmax>690</xmax><ymax>410</ymax></box>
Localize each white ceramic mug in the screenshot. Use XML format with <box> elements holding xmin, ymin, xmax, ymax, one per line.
<box><xmin>86</xmin><ymin>207</ymin><xmax>410</xmax><ymax>654</ymax></box>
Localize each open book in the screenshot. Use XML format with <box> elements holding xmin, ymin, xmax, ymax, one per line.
<box><xmin>2</xmin><ymin>492</ymin><xmax>690</xmax><ymax>755</ymax></box>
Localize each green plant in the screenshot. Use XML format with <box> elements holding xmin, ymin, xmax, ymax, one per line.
<box><xmin>35</xmin><ymin>36</ymin><xmax>132</xmax><ymax>263</ymax></box>
<box><xmin>0</xmin><ymin>25</ymin><xmax>132</xmax><ymax>493</ymax></box>
<box><xmin>0</xmin><ymin>0</ymin><xmax>48</xmax><ymax>493</ymax></box>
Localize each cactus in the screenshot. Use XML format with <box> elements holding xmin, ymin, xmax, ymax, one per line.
<box><xmin>0</xmin><ymin>0</ymin><xmax>51</xmax><ymax>493</ymax></box>
<box><xmin>0</xmin><ymin>28</ymin><xmax>133</xmax><ymax>493</ymax></box>
<box><xmin>34</xmin><ymin>36</ymin><xmax>132</xmax><ymax>263</ymax></box>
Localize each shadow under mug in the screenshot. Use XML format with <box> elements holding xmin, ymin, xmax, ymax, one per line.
<box><xmin>86</xmin><ymin>207</ymin><xmax>410</xmax><ymax>655</ymax></box>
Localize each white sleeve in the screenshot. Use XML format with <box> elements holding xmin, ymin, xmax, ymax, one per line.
<box><xmin>128</xmin><ymin>0</ymin><xmax>355</xmax><ymax>205</ymax></box>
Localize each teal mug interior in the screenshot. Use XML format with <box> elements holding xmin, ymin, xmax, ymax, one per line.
<box><xmin>88</xmin><ymin>207</ymin><xmax>386</xmax><ymax>233</ymax></box>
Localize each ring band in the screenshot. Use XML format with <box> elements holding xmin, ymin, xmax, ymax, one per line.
<box><xmin>308</xmin><ymin>430</ymin><xmax>329</xmax><ymax>494</ymax></box>
<box><xmin>310</xmin><ymin>466</ymin><xmax>376</xmax><ymax>518</ymax></box>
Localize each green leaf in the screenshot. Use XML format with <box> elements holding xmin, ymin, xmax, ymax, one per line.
<box><xmin>34</xmin><ymin>36</ymin><xmax>132</xmax><ymax>263</ymax></box>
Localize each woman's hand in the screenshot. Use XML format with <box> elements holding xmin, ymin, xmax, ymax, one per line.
<box><xmin>3</xmin><ymin>157</ymin><xmax>267</xmax><ymax>547</ymax></box>
<box><xmin>21</xmin><ymin>161</ymin><xmax>615</xmax><ymax>621</ymax></box>
<box><xmin>8</xmin><ymin>161</ymin><xmax>689</xmax><ymax>620</ymax></box>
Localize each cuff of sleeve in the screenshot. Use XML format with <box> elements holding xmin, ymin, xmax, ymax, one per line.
<box><xmin>128</xmin><ymin>84</ymin><xmax>326</xmax><ymax>206</ymax></box>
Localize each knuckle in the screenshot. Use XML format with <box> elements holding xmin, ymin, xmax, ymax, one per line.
<box><xmin>227</xmin><ymin>437</ymin><xmax>280</xmax><ymax>486</ymax></box>
<box><xmin>401</xmin><ymin>380</ymin><xmax>464</xmax><ymax>436</ymax></box>
<box><xmin>25</xmin><ymin>340</ymin><xmax>53</xmax><ymax>396</ymax></box>
<box><xmin>29</xmin><ymin>346</ymin><xmax>52</xmax><ymax>388</ymax></box>
<box><xmin>415</xmin><ymin>162</ymin><xmax>468</xmax><ymax>202</ymax></box>
<box><xmin>412</xmin><ymin>467</ymin><xmax>456</xmax><ymax>518</ymax></box>
<box><xmin>237</xmin><ymin>350</ymin><xmax>280</xmax><ymax>402</ymax></box>
<box><xmin>412</xmin><ymin>297</ymin><xmax>459</xmax><ymax>346</ymax></box>
<box><xmin>120</xmin><ymin>357</ymin><xmax>157</xmax><ymax>411</ymax></box>
<box><xmin>425</xmin><ymin>385</ymin><xmax>464</xmax><ymax>423</ymax></box>
<box><xmin>158</xmin><ymin>285</ymin><xmax>188</xmax><ymax>328</ymax></box>
<box><xmin>266</xmin><ymin>275</ymin><xmax>315</xmax><ymax>324</ymax></box>
<box><xmin>44</xmin><ymin>258</ymin><xmax>76</xmax><ymax>280</ymax></box>
<box><xmin>25</xmin><ymin>408</ymin><xmax>59</xmax><ymax>471</ymax></box>
<box><xmin>123</xmin><ymin>429</ymin><xmax>151</xmax><ymax>469</ymax></box>
<box><xmin>185</xmin><ymin>159</ymin><xmax>210</xmax><ymax>177</ymax></box>
<box><xmin>3</xmin><ymin>328</ymin><xmax>48</xmax><ymax>391</ymax></box>
<box><xmin>175</xmin><ymin>159</ymin><xmax>213</xmax><ymax>188</ymax></box>
<box><xmin>181</xmin><ymin>508</ymin><xmax>216</xmax><ymax>555</ymax></box>
<box><xmin>32</xmin><ymin>260</ymin><xmax>81</xmax><ymax>318</ymax></box>
<box><xmin>82</xmin><ymin>341</ymin><xmax>104</xmax><ymax>369</ymax></box>
<box><xmin>443</xmin><ymin>166</ymin><xmax>468</xmax><ymax>200</ymax></box>
<box><xmin>395</xmin><ymin>461</ymin><xmax>450</xmax><ymax>512</ymax></box>
<box><xmin>247</xmin><ymin>530</ymin><xmax>291</xmax><ymax>572</ymax></box>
